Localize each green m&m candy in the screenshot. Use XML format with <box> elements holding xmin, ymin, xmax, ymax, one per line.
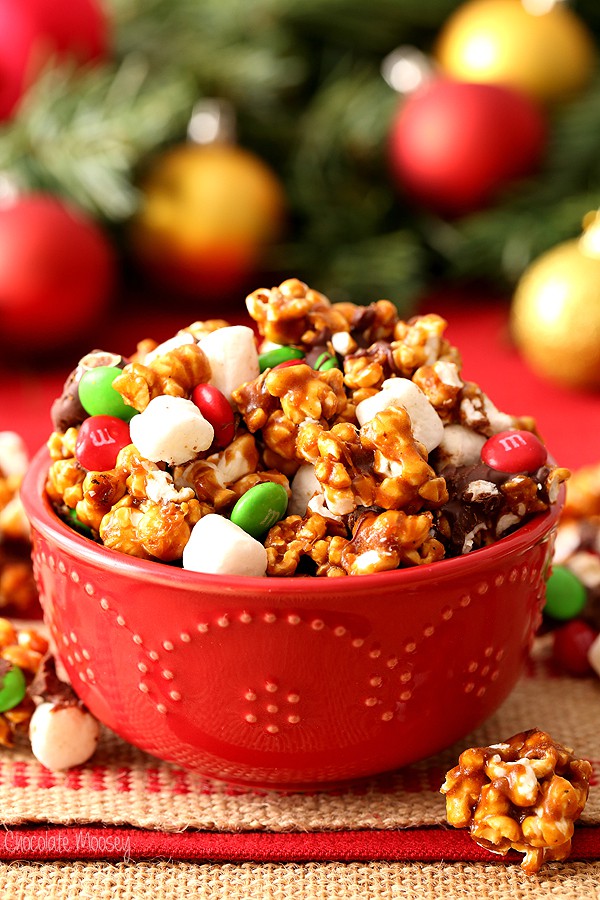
<box><xmin>230</xmin><ymin>482</ymin><xmax>289</xmax><ymax>540</ymax></box>
<box><xmin>544</xmin><ymin>565</ymin><xmax>587</xmax><ymax>621</ymax></box>
<box><xmin>0</xmin><ymin>665</ymin><xmax>27</xmax><ymax>713</ymax></box>
<box><xmin>313</xmin><ymin>351</ymin><xmax>340</xmax><ymax>372</ymax></box>
<box><xmin>78</xmin><ymin>366</ymin><xmax>137</xmax><ymax>422</ymax></box>
<box><xmin>258</xmin><ymin>346</ymin><xmax>305</xmax><ymax>373</ymax></box>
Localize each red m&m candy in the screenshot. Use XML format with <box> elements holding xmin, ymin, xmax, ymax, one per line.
<box><xmin>481</xmin><ymin>429</ymin><xmax>547</xmax><ymax>474</ymax></box>
<box><xmin>273</xmin><ymin>359</ymin><xmax>307</xmax><ymax>371</ymax></box>
<box><xmin>75</xmin><ymin>415</ymin><xmax>132</xmax><ymax>471</ymax></box>
<box><xmin>191</xmin><ymin>383</ymin><xmax>235</xmax><ymax>448</ymax></box>
<box><xmin>552</xmin><ymin>620</ymin><xmax>598</xmax><ymax>677</ymax></box>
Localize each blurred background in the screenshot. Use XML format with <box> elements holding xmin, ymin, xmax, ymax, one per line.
<box><xmin>0</xmin><ymin>0</ymin><xmax>599</xmax><ymax>458</ymax></box>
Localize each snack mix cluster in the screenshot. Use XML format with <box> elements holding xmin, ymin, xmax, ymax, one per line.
<box><xmin>0</xmin><ymin>433</ymin><xmax>37</xmax><ymax>613</ymax></box>
<box><xmin>441</xmin><ymin>728</ymin><xmax>592</xmax><ymax>875</ymax></box>
<box><xmin>45</xmin><ymin>278</ymin><xmax>569</xmax><ymax>578</ymax></box>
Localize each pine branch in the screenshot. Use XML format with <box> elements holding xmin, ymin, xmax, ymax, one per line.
<box><xmin>0</xmin><ymin>58</ymin><xmax>195</xmax><ymax>220</ymax></box>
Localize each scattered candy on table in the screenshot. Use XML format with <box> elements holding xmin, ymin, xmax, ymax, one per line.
<box><xmin>546</xmin><ymin>461</ymin><xmax>600</xmax><ymax>678</ymax></box>
<box><xmin>0</xmin><ymin>618</ymin><xmax>47</xmax><ymax>747</ymax></box>
<box><xmin>28</xmin><ymin>656</ymin><xmax>100</xmax><ymax>771</ymax></box>
<box><xmin>544</xmin><ymin>566</ymin><xmax>587</xmax><ymax>621</ymax></box>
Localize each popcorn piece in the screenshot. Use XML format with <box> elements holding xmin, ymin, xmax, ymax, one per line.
<box><xmin>356</xmin><ymin>377</ymin><xmax>444</xmax><ymax>453</ymax></box>
<box><xmin>113</xmin><ymin>342</ymin><xmax>211</xmax><ymax>413</ymax></box>
<box><xmin>392</xmin><ymin>313</ymin><xmax>457</xmax><ymax>372</ymax></box>
<box><xmin>360</xmin><ymin>408</ymin><xmax>448</xmax><ymax>512</ymax></box>
<box><xmin>142</xmin><ymin>331</ymin><xmax>195</xmax><ymax>365</ymax></box>
<box><xmin>265</xmin><ymin>512</ymin><xmax>346</xmax><ymax>576</ymax></box>
<box><xmin>199</xmin><ymin>326</ymin><xmax>259</xmax><ymax>404</ymax></box>
<box><xmin>264</xmin><ymin>364</ymin><xmax>347</xmax><ymax>425</ymax></box>
<box><xmin>183</xmin><ymin>319</ymin><xmax>231</xmax><ymax>341</ymax></box>
<box><xmin>0</xmin><ymin>437</ymin><xmax>37</xmax><ymax>614</ymax></box>
<box><xmin>412</xmin><ymin>361</ymin><xmax>463</xmax><ymax>420</ymax></box>
<box><xmin>0</xmin><ymin>619</ymin><xmax>48</xmax><ymax>746</ymax></box>
<box><xmin>562</xmin><ymin>462</ymin><xmax>600</xmax><ymax>520</ymax></box>
<box><xmin>246</xmin><ymin>277</ymin><xmax>349</xmax><ymax>347</ymax></box>
<box><xmin>441</xmin><ymin>729</ymin><xmax>592</xmax><ymax>875</ymax></box>
<box><xmin>338</xmin><ymin>509</ymin><xmax>444</xmax><ymax>575</ymax></box>
<box><xmin>459</xmin><ymin>382</ymin><xmax>517</xmax><ymax>437</ymax></box>
<box><xmin>29</xmin><ymin>702</ymin><xmax>100</xmax><ymax>771</ymax></box>
<box><xmin>130</xmin><ymin>396</ymin><xmax>214</xmax><ymax>465</ymax></box>
<box><xmin>183</xmin><ymin>514</ymin><xmax>268</xmax><ymax>576</ymax></box>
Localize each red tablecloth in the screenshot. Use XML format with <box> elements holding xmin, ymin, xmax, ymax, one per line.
<box><xmin>2</xmin><ymin>295</ymin><xmax>599</xmax><ymax>471</ymax></box>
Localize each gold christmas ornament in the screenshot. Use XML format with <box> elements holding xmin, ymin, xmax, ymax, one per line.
<box><xmin>435</xmin><ymin>0</ymin><xmax>597</xmax><ymax>104</ymax></box>
<box><xmin>129</xmin><ymin>140</ymin><xmax>286</xmax><ymax>299</ymax></box>
<box><xmin>511</xmin><ymin>212</ymin><xmax>600</xmax><ymax>390</ymax></box>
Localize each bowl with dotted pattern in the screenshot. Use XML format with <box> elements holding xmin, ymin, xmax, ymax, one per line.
<box><xmin>22</xmin><ymin>448</ymin><xmax>561</xmax><ymax>789</ymax></box>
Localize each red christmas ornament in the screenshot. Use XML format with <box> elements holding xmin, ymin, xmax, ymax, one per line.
<box><xmin>388</xmin><ymin>79</ymin><xmax>546</xmax><ymax>216</ymax></box>
<box><xmin>0</xmin><ymin>0</ymin><xmax>108</xmax><ymax>121</ymax></box>
<box><xmin>0</xmin><ymin>194</ymin><xmax>116</xmax><ymax>351</ymax></box>
<box><xmin>29</xmin><ymin>0</ymin><xmax>108</xmax><ymax>62</ymax></box>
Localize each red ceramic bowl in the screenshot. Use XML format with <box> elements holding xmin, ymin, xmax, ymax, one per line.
<box><xmin>22</xmin><ymin>447</ymin><xmax>561</xmax><ymax>789</ymax></box>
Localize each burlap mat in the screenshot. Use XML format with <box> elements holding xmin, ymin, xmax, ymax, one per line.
<box><xmin>0</xmin><ymin>861</ymin><xmax>598</xmax><ymax>900</ymax></box>
<box><xmin>1</xmin><ymin>640</ymin><xmax>599</xmax><ymax>832</ymax></box>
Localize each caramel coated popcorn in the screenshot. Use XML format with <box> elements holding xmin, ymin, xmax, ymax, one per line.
<box><xmin>441</xmin><ymin>728</ymin><xmax>592</xmax><ymax>874</ymax></box>
<box><xmin>45</xmin><ymin>278</ymin><xmax>568</xmax><ymax>577</ymax></box>
<box><xmin>0</xmin><ymin>433</ymin><xmax>37</xmax><ymax>614</ymax></box>
<box><xmin>0</xmin><ymin>618</ymin><xmax>48</xmax><ymax>747</ymax></box>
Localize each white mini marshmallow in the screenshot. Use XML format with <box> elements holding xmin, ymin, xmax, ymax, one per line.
<box><xmin>436</xmin><ymin>425</ymin><xmax>486</xmax><ymax>469</ymax></box>
<box><xmin>289</xmin><ymin>464</ymin><xmax>321</xmax><ymax>516</ymax></box>
<box><xmin>130</xmin><ymin>396</ymin><xmax>214</xmax><ymax>465</ymax></box>
<box><xmin>183</xmin><ymin>514</ymin><xmax>267</xmax><ymax>577</ymax></box>
<box><xmin>330</xmin><ymin>331</ymin><xmax>356</xmax><ymax>356</ymax></box>
<box><xmin>29</xmin><ymin>702</ymin><xmax>100</xmax><ymax>771</ymax></box>
<box><xmin>0</xmin><ymin>431</ymin><xmax>29</xmax><ymax>478</ymax></box>
<box><xmin>356</xmin><ymin>378</ymin><xmax>444</xmax><ymax>452</ymax></box>
<box><xmin>142</xmin><ymin>331</ymin><xmax>195</xmax><ymax>365</ymax></box>
<box><xmin>199</xmin><ymin>326</ymin><xmax>259</xmax><ymax>404</ymax></box>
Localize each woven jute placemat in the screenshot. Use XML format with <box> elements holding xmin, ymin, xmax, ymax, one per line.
<box><xmin>0</xmin><ymin>861</ymin><xmax>598</xmax><ymax>900</ymax></box>
<box><xmin>1</xmin><ymin>641</ymin><xmax>598</xmax><ymax>833</ymax></box>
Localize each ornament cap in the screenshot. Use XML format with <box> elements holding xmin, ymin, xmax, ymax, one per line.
<box><xmin>187</xmin><ymin>99</ymin><xmax>237</xmax><ymax>146</ymax></box>
<box><xmin>381</xmin><ymin>46</ymin><xmax>436</xmax><ymax>95</ymax></box>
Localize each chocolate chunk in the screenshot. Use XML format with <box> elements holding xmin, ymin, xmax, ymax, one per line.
<box><xmin>28</xmin><ymin>656</ymin><xmax>81</xmax><ymax>709</ymax></box>
<box><xmin>51</xmin><ymin>350</ymin><xmax>125</xmax><ymax>432</ymax></box>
